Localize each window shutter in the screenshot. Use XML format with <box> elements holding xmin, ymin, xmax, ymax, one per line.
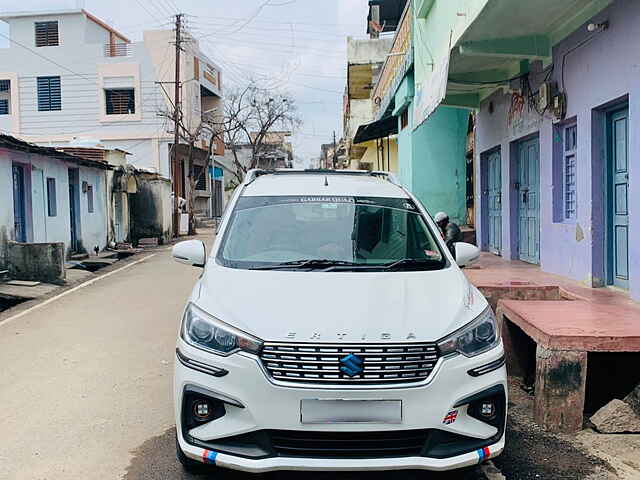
<box><xmin>37</xmin><ymin>76</ymin><xmax>61</xmax><ymax>111</ymax></box>
<box><xmin>105</xmin><ymin>89</ymin><xmax>135</xmax><ymax>115</ymax></box>
<box><xmin>35</xmin><ymin>21</ymin><xmax>59</xmax><ymax>47</ymax></box>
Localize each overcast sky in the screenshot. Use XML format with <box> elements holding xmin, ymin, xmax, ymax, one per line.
<box><xmin>0</xmin><ymin>0</ymin><xmax>370</xmax><ymax>165</ymax></box>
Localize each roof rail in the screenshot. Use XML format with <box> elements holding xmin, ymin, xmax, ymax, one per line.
<box><xmin>244</xmin><ymin>168</ymin><xmax>400</xmax><ymax>186</ymax></box>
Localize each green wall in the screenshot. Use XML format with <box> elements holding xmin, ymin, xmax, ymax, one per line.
<box><xmin>410</xmin><ymin>106</ymin><xmax>468</xmax><ymax>224</ymax></box>
<box><xmin>397</xmin><ymin>99</ymin><xmax>468</xmax><ymax>224</ymax></box>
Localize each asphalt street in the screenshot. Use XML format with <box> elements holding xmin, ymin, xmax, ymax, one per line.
<box><xmin>1</xmin><ymin>230</ymin><xmax>606</xmax><ymax>480</ymax></box>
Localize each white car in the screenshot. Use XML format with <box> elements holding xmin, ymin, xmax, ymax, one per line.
<box><xmin>172</xmin><ymin>169</ymin><xmax>506</xmax><ymax>474</ymax></box>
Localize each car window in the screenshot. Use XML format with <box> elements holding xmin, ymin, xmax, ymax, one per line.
<box><xmin>218</xmin><ymin>195</ymin><xmax>446</xmax><ymax>270</ymax></box>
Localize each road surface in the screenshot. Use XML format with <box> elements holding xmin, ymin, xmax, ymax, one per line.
<box><xmin>1</xmin><ymin>230</ymin><xmax>606</xmax><ymax>479</ymax></box>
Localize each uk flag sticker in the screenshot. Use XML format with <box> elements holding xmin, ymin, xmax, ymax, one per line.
<box><xmin>442</xmin><ymin>409</ymin><xmax>458</xmax><ymax>425</ymax></box>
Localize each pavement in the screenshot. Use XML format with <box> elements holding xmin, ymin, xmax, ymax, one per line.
<box><xmin>0</xmin><ymin>229</ymin><xmax>631</xmax><ymax>479</ymax></box>
<box><xmin>0</xmin><ymin>236</ymin><xmax>204</xmax><ymax>480</ymax></box>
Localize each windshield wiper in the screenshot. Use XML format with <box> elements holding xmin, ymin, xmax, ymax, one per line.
<box><xmin>250</xmin><ymin>259</ymin><xmax>358</xmax><ymax>270</ymax></box>
<box><xmin>381</xmin><ymin>258</ymin><xmax>443</xmax><ymax>271</ymax></box>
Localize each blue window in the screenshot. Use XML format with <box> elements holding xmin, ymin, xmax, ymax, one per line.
<box><xmin>564</xmin><ymin>124</ymin><xmax>577</xmax><ymax>220</ymax></box>
<box><xmin>0</xmin><ymin>79</ymin><xmax>10</xmax><ymax>115</ymax></box>
<box><xmin>37</xmin><ymin>76</ymin><xmax>61</xmax><ymax>111</ymax></box>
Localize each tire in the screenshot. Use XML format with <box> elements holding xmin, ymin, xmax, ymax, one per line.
<box><xmin>176</xmin><ymin>435</ymin><xmax>217</xmax><ymax>474</ymax></box>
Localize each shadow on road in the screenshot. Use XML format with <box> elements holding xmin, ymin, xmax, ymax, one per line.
<box><xmin>123</xmin><ymin>427</ymin><xmax>487</xmax><ymax>480</ymax></box>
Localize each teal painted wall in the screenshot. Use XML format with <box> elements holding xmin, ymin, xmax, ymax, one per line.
<box><xmin>396</xmin><ymin>73</ymin><xmax>414</xmax><ymax>191</ymax></box>
<box><xmin>397</xmin><ymin>101</ymin><xmax>413</xmax><ymax>190</ymax></box>
<box><xmin>408</xmin><ymin>106</ymin><xmax>468</xmax><ymax>223</ymax></box>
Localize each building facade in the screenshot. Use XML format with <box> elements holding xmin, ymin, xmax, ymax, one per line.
<box><xmin>343</xmin><ymin>35</ymin><xmax>397</xmax><ymax>172</ymax></box>
<box><xmin>0</xmin><ymin>135</ymin><xmax>110</xmax><ymax>265</ymax></box>
<box><xmin>0</xmin><ymin>9</ymin><xmax>224</xmax><ymax>224</ymax></box>
<box><xmin>355</xmin><ymin>0</ymin><xmax>470</xmax><ymax>225</ymax></box>
<box><xmin>410</xmin><ymin>0</ymin><xmax>638</xmax><ymax>301</ymax></box>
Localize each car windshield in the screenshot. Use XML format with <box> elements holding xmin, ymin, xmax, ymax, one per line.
<box><xmin>217</xmin><ymin>195</ymin><xmax>446</xmax><ymax>271</ymax></box>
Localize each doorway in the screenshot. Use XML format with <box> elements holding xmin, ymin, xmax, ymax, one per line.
<box><xmin>606</xmin><ymin>107</ymin><xmax>629</xmax><ymax>289</ymax></box>
<box><xmin>12</xmin><ymin>164</ymin><xmax>27</xmax><ymax>242</ymax></box>
<box><xmin>68</xmin><ymin>168</ymin><xmax>81</xmax><ymax>253</ymax></box>
<box><xmin>486</xmin><ymin>149</ymin><xmax>502</xmax><ymax>255</ymax></box>
<box><xmin>31</xmin><ymin>168</ymin><xmax>46</xmax><ymax>242</ymax></box>
<box><xmin>516</xmin><ymin>136</ymin><xmax>540</xmax><ymax>264</ymax></box>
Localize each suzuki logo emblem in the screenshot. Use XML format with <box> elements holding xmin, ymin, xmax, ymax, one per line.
<box><xmin>340</xmin><ymin>353</ymin><xmax>364</xmax><ymax>377</ymax></box>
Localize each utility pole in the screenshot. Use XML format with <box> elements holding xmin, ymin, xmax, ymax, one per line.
<box><xmin>171</xmin><ymin>13</ymin><xmax>183</xmax><ymax>237</ymax></box>
<box><xmin>332</xmin><ymin>131</ymin><xmax>337</xmax><ymax>170</ymax></box>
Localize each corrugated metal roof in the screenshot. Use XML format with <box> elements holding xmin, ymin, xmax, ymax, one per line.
<box><xmin>0</xmin><ymin>135</ymin><xmax>113</xmax><ymax>170</ymax></box>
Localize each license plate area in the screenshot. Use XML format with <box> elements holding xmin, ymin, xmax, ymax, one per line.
<box><xmin>300</xmin><ymin>399</ymin><xmax>402</xmax><ymax>424</ymax></box>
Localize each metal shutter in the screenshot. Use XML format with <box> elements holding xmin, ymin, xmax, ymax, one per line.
<box><xmin>37</xmin><ymin>76</ymin><xmax>61</xmax><ymax>111</ymax></box>
<box><xmin>35</xmin><ymin>21</ymin><xmax>59</xmax><ymax>47</ymax></box>
<box><xmin>105</xmin><ymin>89</ymin><xmax>135</xmax><ymax>115</ymax></box>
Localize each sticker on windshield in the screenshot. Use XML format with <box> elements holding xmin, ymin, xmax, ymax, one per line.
<box><xmin>299</xmin><ymin>196</ymin><xmax>354</xmax><ymax>204</ymax></box>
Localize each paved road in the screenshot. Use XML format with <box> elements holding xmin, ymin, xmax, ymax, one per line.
<box><xmin>0</xmin><ymin>237</ymin><xmax>205</xmax><ymax>480</ymax></box>
<box><xmin>0</xmin><ymin>231</ymin><xmax>493</xmax><ymax>479</ymax></box>
<box><xmin>1</xmin><ymin>229</ymin><xmax>613</xmax><ymax>480</ymax></box>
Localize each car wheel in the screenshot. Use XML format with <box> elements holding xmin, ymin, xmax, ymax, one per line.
<box><xmin>176</xmin><ymin>435</ymin><xmax>216</xmax><ymax>474</ymax></box>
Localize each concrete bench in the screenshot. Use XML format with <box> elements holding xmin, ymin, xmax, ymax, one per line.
<box><xmin>497</xmin><ymin>299</ymin><xmax>640</xmax><ymax>433</ymax></box>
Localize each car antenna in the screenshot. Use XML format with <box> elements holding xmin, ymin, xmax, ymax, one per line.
<box><xmin>324</xmin><ymin>175</ymin><xmax>329</xmax><ymax>186</ymax></box>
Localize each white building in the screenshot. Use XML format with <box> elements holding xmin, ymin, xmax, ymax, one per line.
<box><xmin>0</xmin><ymin>134</ymin><xmax>110</xmax><ymax>266</ymax></box>
<box><xmin>0</xmin><ymin>9</ymin><xmax>224</xmax><ymax>220</ymax></box>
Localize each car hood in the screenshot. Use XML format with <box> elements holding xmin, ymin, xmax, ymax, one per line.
<box><xmin>194</xmin><ymin>264</ymin><xmax>485</xmax><ymax>344</ymax></box>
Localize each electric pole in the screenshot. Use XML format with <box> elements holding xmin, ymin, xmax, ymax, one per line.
<box><xmin>171</xmin><ymin>13</ymin><xmax>183</xmax><ymax>237</ymax></box>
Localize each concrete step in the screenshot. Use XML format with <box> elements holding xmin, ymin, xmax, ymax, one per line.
<box><xmin>195</xmin><ymin>217</ymin><xmax>217</xmax><ymax>228</ymax></box>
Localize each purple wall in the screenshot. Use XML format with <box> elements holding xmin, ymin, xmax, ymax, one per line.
<box><xmin>475</xmin><ymin>0</ymin><xmax>640</xmax><ymax>301</ymax></box>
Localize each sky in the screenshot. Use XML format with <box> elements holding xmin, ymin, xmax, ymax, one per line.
<box><xmin>0</xmin><ymin>0</ymin><xmax>370</xmax><ymax>166</ymax></box>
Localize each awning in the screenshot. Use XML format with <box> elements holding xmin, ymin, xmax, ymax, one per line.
<box><xmin>353</xmin><ymin>116</ymin><xmax>398</xmax><ymax>144</ymax></box>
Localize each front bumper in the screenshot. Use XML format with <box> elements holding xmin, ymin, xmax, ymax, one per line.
<box><xmin>174</xmin><ymin>340</ymin><xmax>507</xmax><ymax>472</ymax></box>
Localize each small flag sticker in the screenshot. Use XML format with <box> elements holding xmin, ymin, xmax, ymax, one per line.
<box><xmin>443</xmin><ymin>409</ymin><xmax>458</xmax><ymax>425</ymax></box>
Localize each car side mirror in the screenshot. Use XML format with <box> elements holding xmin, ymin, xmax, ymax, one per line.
<box><xmin>455</xmin><ymin>242</ymin><xmax>480</xmax><ymax>268</ymax></box>
<box><xmin>172</xmin><ymin>240</ymin><xmax>206</xmax><ymax>268</ymax></box>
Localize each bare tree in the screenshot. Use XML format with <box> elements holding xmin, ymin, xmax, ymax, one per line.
<box><xmin>161</xmin><ymin>83</ymin><xmax>300</xmax><ymax>234</ymax></box>
<box><xmin>224</xmin><ymin>84</ymin><xmax>301</xmax><ymax>183</ymax></box>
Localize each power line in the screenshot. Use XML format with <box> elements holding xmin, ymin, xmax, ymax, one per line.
<box><xmin>201</xmin><ymin>0</ymin><xmax>273</xmax><ymax>38</ymax></box>
<box><xmin>187</xmin><ymin>20</ymin><xmax>351</xmax><ymax>39</ymax></box>
<box><xmin>133</xmin><ymin>0</ymin><xmax>166</xmax><ymax>24</ymax></box>
<box><xmin>0</xmin><ymin>32</ymin><xmax>100</xmax><ymax>86</ymax></box>
<box><xmin>185</xmin><ymin>13</ymin><xmax>362</xmax><ymax>28</ymax></box>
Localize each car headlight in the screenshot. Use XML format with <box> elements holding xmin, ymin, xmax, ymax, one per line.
<box><xmin>437</xmin><ymin>307</ymin><xmax>499</xmax><ymax>357</ymax></box>
<box><xmin>181</xmin><ymin>303</ymin><xmax>263</xmax><ymax>356</ymax></box>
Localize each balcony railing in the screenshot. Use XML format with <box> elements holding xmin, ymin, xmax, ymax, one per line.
<box><xmin>372</xmin><ymin>0</ymin><xmax>412</xmax><ymax>118</ymax></box>
<box><xmin>104</xmin><ymin>43</ymin><xmax>131</xmax><ymax>57</ymax></box>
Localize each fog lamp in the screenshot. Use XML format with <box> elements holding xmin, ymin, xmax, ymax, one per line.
<box><xmin>480</xmin><ymin>401</ymin><xmax>496</xmax><ymax>420</ymax></box>
<box><xmin>193</xmin><ymin>400</ymin><xmax>211</xmax><ymax>420</ymax></box>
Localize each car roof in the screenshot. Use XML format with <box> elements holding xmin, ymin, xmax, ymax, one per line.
<box><xmin>242</xmin><ymin>171</ymin><xmax>410</xmax><ymax>199</ymax></box>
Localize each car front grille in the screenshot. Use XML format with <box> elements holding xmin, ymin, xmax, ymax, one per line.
<box><xmin>260</xmin><ymin>342</ymin><xmax>440</xmax><ymax>385</ymax></box>
<box><xmin>269</xmin><ymin>429</ymin><xmax>429</xmax><ymax>458</ymax></box>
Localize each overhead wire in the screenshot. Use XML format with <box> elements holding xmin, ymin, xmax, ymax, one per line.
<box><xmin>132</xmin><ymin>0</ymin><xmax>166</xmax><ymax>24</ymax></box>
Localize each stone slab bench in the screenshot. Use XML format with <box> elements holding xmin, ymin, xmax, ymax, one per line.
<box><xmin>496</xmin><ymin>299</ymin><xmax>640</xmax><ymax>433</ymax></box>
